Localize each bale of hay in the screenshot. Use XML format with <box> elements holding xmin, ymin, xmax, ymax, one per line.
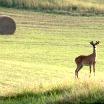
<box><xmin>0</xmin><ymin>16</ymin><xmax>16</xmax><ymax>35</ymax></box>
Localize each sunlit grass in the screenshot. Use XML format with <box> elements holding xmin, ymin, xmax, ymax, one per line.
<box><xmin>0</xmin><ymin>78</ymin><xmax>104</xmax><ymax>104</ymax></box>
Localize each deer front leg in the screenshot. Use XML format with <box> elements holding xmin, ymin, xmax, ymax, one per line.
<box><xmin>89</xmin><ymin>65</ymin><xmax>91</xmax><ymax>77</ymax></box>
<box><xmin>93</xmin><ymin>63</ymin><xmax>95</xmax><ymax>76</ymax></box>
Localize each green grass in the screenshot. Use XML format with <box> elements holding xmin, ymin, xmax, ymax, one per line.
<box><xmin>0</xmin><ymin>7</ymin><xmax>104</xmax><ymax>104</ymax></box>
<box><xmin>0</xmin><ymin>0</ymin><xmax>104</xmax><ymax>16</ymax></box>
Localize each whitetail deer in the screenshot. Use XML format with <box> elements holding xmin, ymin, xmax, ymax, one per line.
<box><xmin>75</xmin><ymin>41</ymin><xmax>99</xmax><ymax>78</ymax></box>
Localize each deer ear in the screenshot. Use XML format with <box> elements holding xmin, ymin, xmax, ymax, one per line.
<box><xmin>97</xmin><ymin>41</ymin><xmax>100</xmax><ymax>44</ymax></box>
<box><xmin>90</xmin><ymin>41</ymin><xmax>93</xmax><ymax>45</ymax></box>
<box><xmin>95</xmin><ymin>41</ymin><xmax>100</xmax><ymax>45</ymax></box>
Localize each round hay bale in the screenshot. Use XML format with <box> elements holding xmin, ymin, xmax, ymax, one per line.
<box><xmin>0</xmin><ymin>16</ymin><xmax>16</xmax><ymax>35</ymax></box>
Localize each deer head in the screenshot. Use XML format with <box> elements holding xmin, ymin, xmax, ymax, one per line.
<box><xmin>90</xmin><ymin>41</ymin><xmax>100</xmax><ymax>48</ymax></box>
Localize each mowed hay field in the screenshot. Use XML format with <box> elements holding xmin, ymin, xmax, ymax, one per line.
<box><xmin>0</xmin><ymin>7</ymin><xmax>104</xmax><ymax>104</ymax></box>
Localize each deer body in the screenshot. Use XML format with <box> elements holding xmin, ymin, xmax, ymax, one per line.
<box><xmin>75</xmin><ymin>54</ymin><xmax>95</xmax><ymax>66</ymax></box>
<box><xmin>75</xmin><ymin>41</ymin><xmax>99</xmax><ymax>78</ymax></box>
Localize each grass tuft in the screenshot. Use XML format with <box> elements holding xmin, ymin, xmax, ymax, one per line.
<box><xmin>0</xmin><ymin>79</ymin><xmax>104</xmax><ymax>104</ymax></box>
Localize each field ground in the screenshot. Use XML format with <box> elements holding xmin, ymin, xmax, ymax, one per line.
<box><xmin>0</xmin><ymin>7</ymin><xmax>104</xmax><ymax>104</ymax></box>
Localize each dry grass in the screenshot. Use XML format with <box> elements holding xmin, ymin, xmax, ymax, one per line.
<box><xmin>0</xmin><ymin>0</ymin><xmax>104</xmax><ymax>15</ymax></box>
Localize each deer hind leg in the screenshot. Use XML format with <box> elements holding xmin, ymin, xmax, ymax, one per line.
<box><xmin>75</xmin><ymin>64</ymin><xmax>83</xmax><ymax>78</ymax></box>
<box><xmin>93</xmin><ymin>63</ymin><xmax>95</xmax><ymax>76</ymax></box>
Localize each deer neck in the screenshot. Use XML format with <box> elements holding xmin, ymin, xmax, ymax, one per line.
<box><xmin>92</xmin><ymin>47</ymin><xmax>96</xmax><ymax>57</ymax></box>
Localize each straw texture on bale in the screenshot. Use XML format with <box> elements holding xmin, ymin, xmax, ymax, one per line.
<box><xmin>0</xmin><ymin>16</ymin><xmax>16</xmax><ymax>35</ymax></box>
